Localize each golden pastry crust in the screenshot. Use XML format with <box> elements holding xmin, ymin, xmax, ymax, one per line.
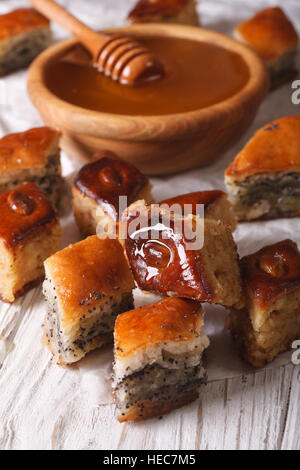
<box><xmin>0</xmin><ymin>182</ymin><xmax>61</xmax><ymax>303</ymax></box>
<box><xmin>0</xmin><ymin>181</ymin><xmax>58</xmax><ymax>250</ymax></box>
<box><xmin>0</xmin><ymin>9</ymin><xmax>52</xmax><ymax>77</ymax></box>
<box><xmin>113</xmin><ymin>297</ymin><xmax>209</xmax><ymax>422</ymax></box>
<box><xmin>241</xmin><ymin>239</ymin><xmax>300</xmax><ymax>308</ymax></box>
<box><xmin>0</xmin><ymin>8</ymin><xmax>49</xmax><ymax>41</ymax></box>
<box><xmin>115</xmin><ymin>297</ymin><xmax>203</xmax><ymax>361</ymax></box>
<box><xmin>225</xmin><ymin>116</ymin><xmax>300</xmax><ymax>180</ymax></box>
<box><xmin>235</xmin><ymin>7</ymin><xmax>298</xmax><ymax>61</ymax></box>
<box><xmin>72</xmin><ymin>153</ymin><xmax>152</xmax><ymax>237</ymax></box>
<box><xmin>44</xmin><ymin>236</ymin><xmax>135</xmax><ymax>327</ymax></box>
<box><xmin>227</xmin><ymin>239</ymin><xmax>300</xmax><ymax>367</ymax></box>
<box><xmin>161</xmin><ymin>190</ymin><xmax>237</xmax><ymax>230</ymax></box>
<box><xmin>127</xmin><ymin>0</ymin><xmax>199</xmax><ymax>25</ymax></box>
<box><xmin>0</xmin><ymin>127</ymin><xmax>60</xmax><ymax>173</ymax></box>
<box><xmin>73</xmin><ymin>154</ymin><xmax>149</xmax><ymax>219</ymax></box>
<box><xmin>0</xmin><ymin>127</ymin><xmax>62</xmax><ymax>209</ymax></box>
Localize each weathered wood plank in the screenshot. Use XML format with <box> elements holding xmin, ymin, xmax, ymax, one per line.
<box><xmin>280</xmin><ymin>366</ymin><xmax>300</xmax><ymax>450</ymax></box>
<box><xmin>194</xmin><ymin>365</ymin><xmax>297</xmax><ymax>450</ymax></box>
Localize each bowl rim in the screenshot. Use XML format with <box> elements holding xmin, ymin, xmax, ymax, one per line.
<box><xmin>27</xmin><ymin>23</ymin><xmax>269</xmax><ymax>141</ymax></box>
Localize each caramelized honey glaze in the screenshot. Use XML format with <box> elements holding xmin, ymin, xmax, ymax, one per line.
<box><xmin>161</xmin><ymin>190</ymin><xmax>225</xmax><ymax>214</ymax></box>
<box><xmin>0</xmin><ymin>182</ymin><xmax>57</xmax><ymax>249</ymax></box>
<box><xmin>241</xmin><ymin>239</ymin><xmax>300</xmax><ymax>306</ymax></box>
<box><xmin>124</xmin><ymin>204</ymin><xmax>211</xmax><ymax>300</ymax></box>
<box><xmin>45</xmin><ymin>36</ymin><xmax>250</xmax><ymax>116</ymax></box>
<box><xmin>74</xmin><ymin>155</ymin><xmax>148</xmax><ymax>218</ymax></box>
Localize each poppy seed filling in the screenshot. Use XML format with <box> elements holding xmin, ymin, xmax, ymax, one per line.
<box><xmin>42</xmin><ymin>277</ymin><xmax>134</xmax><ymax>364</ymax></box>
<box><xmin>227</xmin><ymin>172</ymin><xmax>300</xmax><ymax>219</ymax></box>
<box><xmin>112</xmin><ymin>357</ymin><xmax>206</xmax><ymax>416</ymax></box>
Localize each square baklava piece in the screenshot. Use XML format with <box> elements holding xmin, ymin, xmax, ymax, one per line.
<box><xmin>122</xmin><ymin>200</ymin><xmax>244</xmax><ymax>308</ymax></box>
<box><xmin>234</xmin><ymin>7</ymin><xmax>298</xmax><ymax>87</ymax></box>
<box><xmin>127</xmin><ymin>0</ymin><xmax>199</xmax><ymax>26</ymax></box>
<box><xmin>72</xmin><ymin>153</ymin><xmax>153</xmax><ymax>237</ymax></box>
<box><xmin>0</xmin><ymin>8</ymin><xmax>52</xmax><ymax>76</ymax></box>
<box><xmin>0</xmin><ymin>127</ymin><xmax>63</xmax><ymax>209</ymax></box>
<box><xmin>160</xmin><ymin>190</ymin><xmax>237</xmax><ymax>231</ymax></box>
<box><xmin>0</xmin><ymin>182</ymin><xmax>61</xmax><ymax>303</ymax></box>
<box><xmin>225</xmin><ymin>116</ymin><xmax>300</xmax><ymax>221</ymax></box>
<box><xmin>112</xmin><ymin>297</ymin><xmax>209</xmax><ymax>422</ymax></box>
<box><xmin>42</xmin><ymin>236</ymin><xmax>135</xmax><ymax>365</ymax></box>
<box><xmin>227</xmin><ymin>240</ymin><xmax>300</xmax><ymax>367</ymax></box>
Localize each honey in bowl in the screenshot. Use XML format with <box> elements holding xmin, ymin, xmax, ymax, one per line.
<box><xmin>45</xmin><ymin>36</ymin><xmax>250</xmax><ymax>116</ymax></box>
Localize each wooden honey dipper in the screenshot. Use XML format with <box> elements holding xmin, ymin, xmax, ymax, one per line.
<box><xmin>28</xmin><ymin>0</ymin><xmax>165</xmax><ymax>86</ymax></box>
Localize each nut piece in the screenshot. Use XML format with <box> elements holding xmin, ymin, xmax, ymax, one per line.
<box><xmin>142</xmin><ymin>240</ymin><xmax>173</xmax><ymax>269</ymax></box>
<box><xmin>259</xmin><ymin>253</ymin><xmax>288</xmax><ymax>278</ymax></box>
<box><xmin>7</xmin><ymin>190</ymin><xmax>36</xmax><ymax>216</ymax></box>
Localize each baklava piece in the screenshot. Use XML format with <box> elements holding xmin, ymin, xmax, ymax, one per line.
<box><xmin>0</xmin><ymin>8</ymin><xmax>52</xmax><ymax>76</ymax></box>
<box><xmin>161</xmin><ymin>190</ymin><xmax>237</xmax><ymax>231</ymax></box>
<box><xmin>112</xmin><ymin>297</ymin><xmax>209</xmax><ymax>422</ymax></box>
<box><xmin>0</xmin><ymin>182</ymin><xmax>61</xmax><ymax>303</ymax></box>
<box><xmin>127</xmin><ymin>0</ymin><xmax>199</xmax><ymax>26</ymax></box>
<box><xmin>227</xmin><ymin>240</ymin><xmax>300</xmax><ymax>367</ymax></box>
<box><xmin>122</xmin><ymin>200</ymin><xmax>244</xmax><ymax>308</ymax></box>
<box><xmin>0</xmin><ymin>127</ymin><xmax>63</xmax><ymax>209</ymax></box>
<box><xmin>234</xmin><ymin>7</ymin><xmax>298</xmax><ymax>87</ymax></box>
<box><xmin>225</xmin><ymin>116</ymin><xmax>300</xmax><ymax>221</ymax></box>
<box><xmin>42</xmin><ymin>236</ymin><xmax>135</xmax><ymax>366</ymax></box>
<box><xmin>72</xmin><ymin>153</ymin><xmax>152</xmax><ymax>237</ymax></box>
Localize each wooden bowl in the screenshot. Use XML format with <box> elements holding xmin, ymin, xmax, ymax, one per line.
<box><xmin>27</xmin><ymin>24</ymin><xmax>269</xmax><ymax>176</ymax></box>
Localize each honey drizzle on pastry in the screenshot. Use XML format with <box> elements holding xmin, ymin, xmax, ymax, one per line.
<box><xmin>0</xmin><ymin>182</ymin><xmax>57</xmax><ymax>248</ymax></box>
<box><xmin>74</xmin><ymin>155</ymin><xmax>148</xmax><ymax>219</ymax></box>
<box><xmin>242</xmin><ymin>239</ymin><xmax>300</xmax><ymax>306</ymax></box>
<box><xmin>125</xmin><ymin>205</ymin><xmax>211</xmax><ymax>299</ymax></box>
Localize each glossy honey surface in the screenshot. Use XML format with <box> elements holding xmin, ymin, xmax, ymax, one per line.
<box><xmin>45</xmin><ymin>36</ymin><xmax>250</xmax><ymax>116</ymax></box>
<box><xmin>124</xmin><ymin>202</ymin><xmax>212</xmax><ymax>301</ymax></box>
<box><xmin>0</xmin><ymin>182</ymin><xmax>56</xmax><ymax>249</ymax></box>
<box><xmin>74</xmin><ymin>155</ymin><xmax>148</xmax><ymax>218</ymax></box>
<box><xmin>241</xmin><ymin>239</ymin><xmax>300</xmax><ymax>307</ymax></box>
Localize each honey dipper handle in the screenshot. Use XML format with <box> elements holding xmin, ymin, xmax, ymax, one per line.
<box><xmin>27</xmin><ymin>0</ymin><xmax>106</xmax><ymax>57</ymax></box>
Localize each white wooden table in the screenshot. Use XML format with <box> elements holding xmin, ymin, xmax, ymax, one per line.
<box><xmin>74</xmin><ymin>364</ymin><xmax>300</xmax><ymax>450</ymax></box>
<box><xmin>0</xmin><ymin>0</ymin><xmax>299</xmax><ymax>450</ymax></box>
